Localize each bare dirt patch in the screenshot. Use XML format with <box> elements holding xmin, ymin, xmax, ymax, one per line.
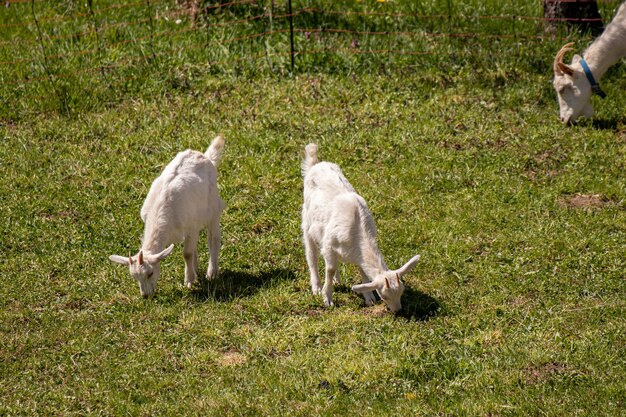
<box><xmin>524</xmin><ymin>149</ymin><xmax>567</xmax><ymax>181</ymax></box>
<box><xmin>217</xmin><ymin>350</ymin><xmax>246</xmax><ymax>367</ymax></box>
<box><xmin>251</xmin><ymin>220</ymin><xmax>274</xmax><ymax>235</ymax></box>
<box><xmin>559</xmin><ymin>193</ymin><xmax>613</xmax><ymax>209</ymax></box>
<box><xmin>304</xmin><ymin>309</ymin><xmax>323</xmax><ymax>317</ymax></box>
<box><xmin>523</xmin><ymin>362</ymin><xmax>570</xmax><ymax>385</ymax></box>
<box><xmin>508</xmin><ymin>293</ymin><xmax>540</xmax><ymax>311</ymax></box>
<box><xmin>362</xmin><ymin>304</ymin><xmax>389</xmax><ymax>318</ymax></box>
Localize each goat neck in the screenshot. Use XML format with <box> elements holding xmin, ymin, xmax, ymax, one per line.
<box><xmin>583</xmin><ymin>3</ymin><xmax>626</xmax><ymax>79</ymax></box>
<box><xmin>357</xmin><ymin>227</ymin><xmax>389</xmax><ymax>281</ymax></box>
<box><xmin>141</xmin><ymin>205</ymin><xmax>173</xmax><ymax>256</ymax></box>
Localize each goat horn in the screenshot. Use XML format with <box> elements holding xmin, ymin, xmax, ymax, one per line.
<box><xmin>554</xmin><ymin>42</ymin><xmax>575</xmax><ymax>75</ymax></box>
<box><xmin>385</xmin><ymin>277</ymin><xmax>390</xmax><ymax>289</ymax></box>
<box><xmin>138</xmin><ymin>251</ymin><xmax>144</xmax><ymax>265</ymax></box>
<box><xmin>128</xmin><ymin>252</ymin><xmax>133</xmax><ymax>265</ymax></box>
<box><xmin>395</xmin><ymin>273</ymin><xmax>400</xmax><ymax>285</ymax></box>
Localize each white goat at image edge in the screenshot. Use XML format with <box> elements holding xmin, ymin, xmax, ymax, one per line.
<box><xmin>109</xmin><ymin>135</ymin><xmax>226</xmax><ymax>298</ymax></box>
<box><xmin>553</xmin><ymin>1</ymin><xmax>626</xmax><ymax>124</ymax></box>
<box><xmin>300</xmin><ymin>143</ymin><xmax>421</xmax><ymax>312</ymax></box>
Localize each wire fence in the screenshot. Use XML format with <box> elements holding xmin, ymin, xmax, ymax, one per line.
<box><xmin>0</xmin><ymin>0</ymin><xmax>622</xmax><ymax>117</ymax></box>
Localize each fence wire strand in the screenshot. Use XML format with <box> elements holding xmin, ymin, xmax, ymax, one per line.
<box><xmin>1</xmin><ymin>0</ymin><xmax>621</xmax><ymax>110</ymax></box>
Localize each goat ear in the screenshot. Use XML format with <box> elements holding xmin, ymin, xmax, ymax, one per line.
<box><xmin>394</xmin><ymin>254</ymin><xmax>421</xmax><ymax>277</ymax></box>
<box><xmin>352</xmin><ymin>281</ymin><xmax>381</xmax><ymax>294</ymax></box>
<box><xmin>109</xmin><ymin>255</ymin><xmax>131</xmax><ymax>266</ymax></box>
<box><xmin>149</xmin><ymin>244</ymin><xmax>175</xmax><ymax>262</ymax></box>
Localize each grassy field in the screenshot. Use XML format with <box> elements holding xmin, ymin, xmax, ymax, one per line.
<box><xmin>2</xmin><ymin>0</ymin><xmax>626</xmax><ymax>416</ymax></box>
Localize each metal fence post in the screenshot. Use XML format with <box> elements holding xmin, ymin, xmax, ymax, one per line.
<box><xmin>145</xmin><ymin>0</ymin><xmax>156</xmax><ymax>61</ymax></box>
<box><xmin>87</xmin><ymin>0</ymin><xmax>106</xmax><ymax>81</ymax></box>
<box><xmin>30</xmin><ymin>0</ymin><xmax>68</xmax><ymax>115</ymax></box>
<box><xmin>288</xmin><ymin>0</ymin><xmax>294</xmax><ymax>73</ymax></box>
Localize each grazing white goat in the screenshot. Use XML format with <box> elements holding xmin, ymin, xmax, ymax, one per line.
<box><xmin>109</xmin><ymin>135</ymin><xmax>225</xmax><ymax>298</ymax></box>
<box><xmin>301</xmin><ymin>143</ymin><xmax>421</xmax><ymax>312</ymax></box>
<box><xmin>553</xmin><ymin>2</ymin><xmax>626</xmax><ymax>124</ymax></box>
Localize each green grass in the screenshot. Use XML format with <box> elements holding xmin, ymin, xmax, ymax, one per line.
<box><xmin>2</xmin><ymin>1</ymin><xmax>626</xmax><ymax>416</ymax></box>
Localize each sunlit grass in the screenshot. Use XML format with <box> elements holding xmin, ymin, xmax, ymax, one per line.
<box><xmin>1</xmin><ymin>1</ymin><xmax>626</xmax><ymax>415</ymax></box>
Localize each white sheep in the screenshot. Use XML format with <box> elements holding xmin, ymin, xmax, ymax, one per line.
<box><xmin>301</xmin><ymin>143</ymin><xmax>421</xmax><ymax>312</ymax></box>
<box><xmin>553</xmin><ymin>2</ymin><xmax>626</xmax><ymax>124</ymax></box>
<box><xmin>109</xmin><ymin>135</ymin><xmax>225</xmax><ymax>298</ymax></box>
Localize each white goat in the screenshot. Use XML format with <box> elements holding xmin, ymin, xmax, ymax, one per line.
<box><xmin>553</xmin><ymin>2</ymin><xmax>626</xmax><ymax>124</ymax></box>
<box><xmin>301</xmin><ymin>143</ymin><xmax>421</xmax><ymax>312</ymax></box>
<box><xmin>109</xmin><ymin>135</ymin><xmax>225</xmax><ymax>298</ymax></box>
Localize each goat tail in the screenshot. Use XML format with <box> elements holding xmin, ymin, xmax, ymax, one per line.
<box><xmin>301</xmin><ymin>143</ymin><xmax>319</xmax><ymax>177</ymax></box>
<box><xmin>205</xmin><ymin>135</ymin><xmax>225</xmax><ymax>167</ymax></box>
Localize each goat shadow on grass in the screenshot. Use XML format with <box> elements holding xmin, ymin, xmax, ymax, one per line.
<box><xmin>334</xmin><ymin>283</ymin><xmax>442</xmax><ymax>322</ymax></box>
<box><xmin>189</xmin><ymin>268</ymin><xmax>296</xmax><ymax>302</ymax></box>
<box><xmin>590</xmin><ymin>117</ymin><xmax>626</xmax><ymax>131</ymax></box>
<box><xmin>397</xmin><ymin>287</ymin><xmax>442</xmax><ymax>322</ymax></box>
